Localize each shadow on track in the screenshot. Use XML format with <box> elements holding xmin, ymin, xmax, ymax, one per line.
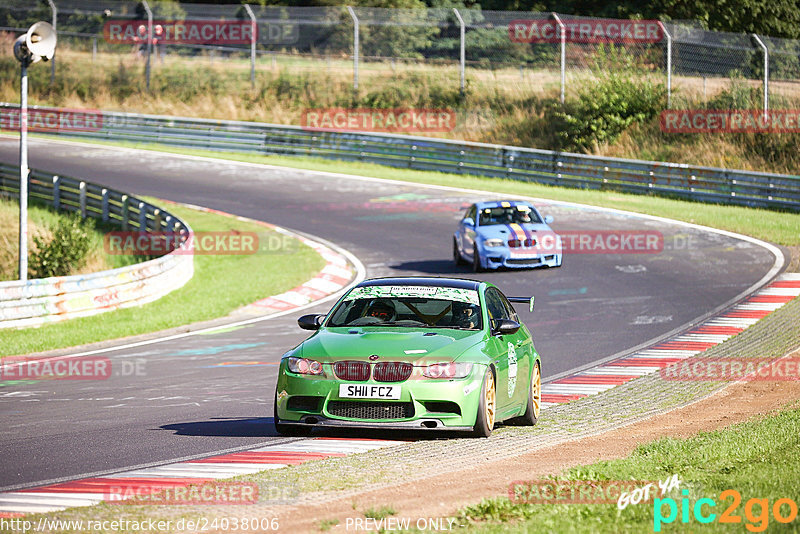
<box><xmin>161</xmin><ymin>417</ymin><xmax>280</xmax><ymax>437</ymax></box>
<box><xmin>161</xmin><ymin>417</ymin><xmax>472</xmax><ymax>441</ymax></box>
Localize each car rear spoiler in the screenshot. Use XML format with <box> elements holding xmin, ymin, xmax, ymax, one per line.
<box><xmin>507</xmin><ymin>296</ymin><xmax>535</xmax><ymax>312</ymax></box>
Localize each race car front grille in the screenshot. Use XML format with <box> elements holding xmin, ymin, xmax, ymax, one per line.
<box><xmin>373</xmin><ymin>362</ymin><xmax>413</xmax><ymax>382</ymax></box>
<box><xmin>334</xmin><ymin>361</ymin><xmax>371</xmax><ymax>381</ymax></box>
<box><xmin>507</xmin><ymin>257</ymin><xmax>542</xmax><ymax>265</ymax></box>
<box><xmin>327</xmin><ymin>401</ymin><xmax>414</xmax><ymax>420</ymax></box>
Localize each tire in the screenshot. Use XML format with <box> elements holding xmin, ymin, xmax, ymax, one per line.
<box><xmin>511</xmin><ymin>361</ymin><xmax>541</xmax><ymax>426</ymax></box>
<box><xmin>273</xmin><ymin>394</ymin><xmax>313</xmax><ymax>437</ymax></box>
<box><xmin>471</xmin><ymin>367</ymin><xmax>496</xmax><ymax>438</ymax></box>
<box><xmin>453</xmin><ymin>238</ymin><xmax>466</xmax><ymax>266</ymax></box>
<box><xmin>472</xmin><ymin>246</ymin><xmax>483</xmax><ymax>273</ymax></box>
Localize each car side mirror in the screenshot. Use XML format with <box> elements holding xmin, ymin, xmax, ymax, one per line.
<box><xmin>463</xmin><ymin>217</ymin><xmax>474</xmax><ymax>227</ymax></box>
<box><xmin>298</xmin><ymin>314</ymin><xmax>323</xmax><ymax>330</ymax></box>
<box><xmin>492</xmin><ymin>318</ymin><xmax>520</xmax><ymax>336</ymax></box>
<box><xmin>544</xmin><ymin>215</ymin><xmax>554</xmax><ymax>224</ymax></box>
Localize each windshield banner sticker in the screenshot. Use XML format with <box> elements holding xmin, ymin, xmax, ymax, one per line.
<box><xmin>344</xmin><ymin>286</ymin><xmax>479</xmax><ymax>305</ymax></box>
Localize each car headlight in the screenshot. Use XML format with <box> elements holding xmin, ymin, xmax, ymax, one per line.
<box><xmin>423</xmin><ymin>362</ymin><xmax>473</xmax><ymax>379</ymax></box>
<box><xmin>483</xmin><ymin>238</ymin><xmax>504</xmax><ymax>248</ymax></box>
<box><xmin>287</xmin><ymin>357</ymin><xmax>324</xmax><ymax>376</ymax></box>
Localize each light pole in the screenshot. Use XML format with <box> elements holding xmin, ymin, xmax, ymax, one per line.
<box><xmin>13</xmin><ymin>22</ymin><xmax>57</xmax><ymax>282</ymax></box>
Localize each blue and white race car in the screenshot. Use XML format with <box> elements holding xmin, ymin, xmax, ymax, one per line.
<box><xmin>453</xmin><ymin>200</ymin><xmax>562</xmax><ymax>272</ymax></box>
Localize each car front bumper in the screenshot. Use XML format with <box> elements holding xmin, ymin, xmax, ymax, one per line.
<box><xmin>480</xmin><ymin>248</ymin><xmax>562</xmax><ymax>270</ymax></box>
<box><xmin>275</xmin><ymin>361</ymin><xmax>487</xmax><ymax>429</ymax></box>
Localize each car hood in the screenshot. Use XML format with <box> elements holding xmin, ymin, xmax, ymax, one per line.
<box><xmin>476</xmin><ymin>222</ymin><xmax>553</xmax><ymax>239</ymax></box>
<box><xmin>298</xmin><ymin>328</ymin><xmax>485</xmax><ymax>364</ymax></box>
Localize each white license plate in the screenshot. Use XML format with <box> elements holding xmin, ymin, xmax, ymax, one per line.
<box><xmin>339</xmin><ymin>384</ymin><xmax>401</xmax><ymax>400</ymax></box>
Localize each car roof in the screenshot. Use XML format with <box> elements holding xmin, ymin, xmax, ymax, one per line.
<box><xmin>474</xmin><ymin>200</ymin><xmax>533</xmax><ymax>210</ymax></box>
<box><xmin>356</xmin><ymin>277</ymin><xmax>483</xmax><ymax>291</ymax></box>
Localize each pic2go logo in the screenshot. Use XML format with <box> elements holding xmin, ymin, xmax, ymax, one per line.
<box><xmin>654</xmin><ymin>489</ymin><xmax>798</xmax><ymax>532</ymax></box>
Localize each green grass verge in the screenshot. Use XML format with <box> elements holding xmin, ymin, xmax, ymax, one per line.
<box><xmin>458</xmin><ymin>400</ymin><xmax>800</xmax><ymax>533</ymax></box>
<box><xmin>0</xmin><ymin>196</ymin><xmax>139</xmax><ymax>280</ymax></box>
<box><xmin>0</xmin><ymin>200</ymin><xmax>326</xmax><ymax>357</ymax></box>
<box><xmin>33</xmin><ymin>136</ymin><xmax>800</xmax><ymax>247</ymax></box>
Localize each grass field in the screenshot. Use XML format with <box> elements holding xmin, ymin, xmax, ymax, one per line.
<box><xmin>3</xmin><ymin>45</ymin><xmax>800</xmax><ymax>174</ymax></box>
<box><xmin>0</xmin><ymin>200</ymin><xmax>326</xmax><ymax>357</ymax></box>
<box><xmin>458</xmin><ymin>400</ymin><xmax>800</xmax><ymax>533</ymax></box>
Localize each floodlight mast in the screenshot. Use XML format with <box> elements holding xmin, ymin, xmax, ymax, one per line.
<box><xmin>12</xmin><ymin>22</ymin><xmax>57</xmax><ymax>282</ymax></box>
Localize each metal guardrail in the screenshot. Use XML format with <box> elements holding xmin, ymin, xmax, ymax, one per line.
<box><xmin>0</xmin><ymin>163</ymin><xmax>193</xmax><ymax>329</ymax></box>
<box><xmin>1</xmin><ymin>103</ymin><xmax>799</xmax><ymax>211</ymax></box>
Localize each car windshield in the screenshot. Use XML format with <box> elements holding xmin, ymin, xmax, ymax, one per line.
<box><xmin>478</xmin><ymin>205</ymin><xmax>541</xmax><ymax>226</ymax></box>
<box><xmin>327</xmin><ymin>285</ymin><xmax>483</xmax><ymax>330</ymax></box>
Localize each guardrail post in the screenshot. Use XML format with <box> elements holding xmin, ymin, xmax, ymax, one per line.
<box><xmin>244</xmin><ymin>4</ymin><xmax>257</xmax><ymax>88</ymax></box>
<box><xmin>153</xmin><ymin>208</ymin><xmax>162</xmax><ymax>230</ymax></box>
<box><xmin>346</xmin><ymin>6</ymin><xmax>359</xmax><ymax>93</ymax></box>
<box><xmin>453</xmin><ymin>8</ymin><xmax>466</xmax><ymax>96</ymax></box>
<box><xmin>52</xmin><ymin>175</ymin><xmax>60</xmax><ymax>209</ymax></box>
<box><xmin>752</xmin><ymin>34</ymin><xmax>769</xmax><ymax>117</ymax></box>
<box><xmin>550</xmin><ymin>13</ymin><xmax>566</xmax><ymax>104</ymax></box>
<box><xmin>142</xmin><ymin>0</ymin><xmax>153</xmax><ymax>91</ymax></box>
<box><xmin>121</xmin><ymin>194</ymin><xmax>129</xmax><ymax>230</ymax></box>
<box><xmin>101</xmin><ymin>188</ymin><xmax>109</xmax><ymax>222</ymax></box>
<box><xmin>659</xmin><ymin>22</ymin><xmax>672</xmax><ymax>109</ymax></box>
<box><xmin>47</xmin><ymin>0</ymin><xmax>57</xmax><ymax>84</ymax></box>
<box><xmin>79</xmin><ymin>181</ymin><xmax>87</xmax><ymax>219</ymax></box>
<box><xmin>138</xmin><ymin>201</ymin><xmax>147</xmax><ymax>232</ymax></box>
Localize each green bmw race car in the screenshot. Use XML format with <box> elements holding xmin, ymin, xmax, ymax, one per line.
<box><xmin>274</xmin><ymin>277</ymin><xmax>541</xmax><ymax>437</ymax></box>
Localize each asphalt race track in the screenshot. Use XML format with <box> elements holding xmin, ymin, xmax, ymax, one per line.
<box><xmin>0</xmin><ymin>138</ymin><xmax>780</xmax><ymax>490</ymax></box>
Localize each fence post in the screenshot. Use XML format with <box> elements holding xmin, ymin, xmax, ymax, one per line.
<box><xmin>752</xmin><ymin>34</ymin><xmax>769</xmax><ymax>117</ymax></box>
<box><xmin>142</xmin><ymin>0</ymin><xmax>153</xmax><ymax>91</ymax></box>
<box><xmin>47</xmin><ymin>0</ymin><xmax>56</xmax><ymax>84</ymax></box>
<box><xmin>138</xmin><ymin>202</ymin><xmax>147</xmax><ymax>232</ymax></box>
<box><xmin>453</xmin><ymin>8</ymin><xmax>466</xmax><ymax>95</ymax></box>
<box><xmin>659</xmin><ymin>22</ymin><xmax>672</xmax><ymax>109</ymax></box>
<box><xmin>52</xmin><ymin>175</ymin><xmax>60</xmax><ymax>209</ymax></box>
<box><xmin>101</xmin><ymin>188</ymin><xmax>109</xmax><ymax>222</ymax></box>
<box><xmin>121</xmin><ymin>194</ymin><xmax>129</xmax><ymax>230</ymax></box>
<box><xmin>92</xmin><ymin>36</ymin><xmax>97</xmax><ymax>61</ymax></box>
<box><xmin>551</xmin><ymin>13</ymin><xmax>565</xmax><ymax>104</ymax></box>
<box><xmin>346</xmin><ymin>6</ymin><xmax>359</xmax><ymax>93</ymax></box>
<box><xmin>79</xmin><ymin>181</ymin><xmax>87</xmax><ymax>219</ymax></box>
<box><xmin>244</xmin><ymin>4</ymin><xmax>257</xmax><ymax>88</ymax></box>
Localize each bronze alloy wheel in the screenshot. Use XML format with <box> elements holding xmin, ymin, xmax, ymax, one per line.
<box><xmin>531</xmin><ymin>362</ymin><xmax>541</xmax><ymax>419</ymax></box>
<box><xmin>485</xmin><ymin>370</ymin><xmax>496</xmax><ymax>428</ymax></box>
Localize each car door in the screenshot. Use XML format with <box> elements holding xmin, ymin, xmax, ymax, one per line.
<box><xmin>484</xmin><ymin>288</ymin><xmax>512</xmax><ymax>411</ymax></box>
<box><xmin>497</xmin><ymin>290</ymin><xmax>532</xmax><ymax>408</ymax></box>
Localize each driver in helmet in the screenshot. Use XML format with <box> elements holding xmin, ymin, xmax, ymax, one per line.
<box><xmin>453</xmin><ymin>302</ymin><xmax>479</xmax><ymax>329</ymax></box>
<box><xmin>366</xmin><ymin>299</ymin><xmax>396</xmax><ymax>322</ymax></box>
